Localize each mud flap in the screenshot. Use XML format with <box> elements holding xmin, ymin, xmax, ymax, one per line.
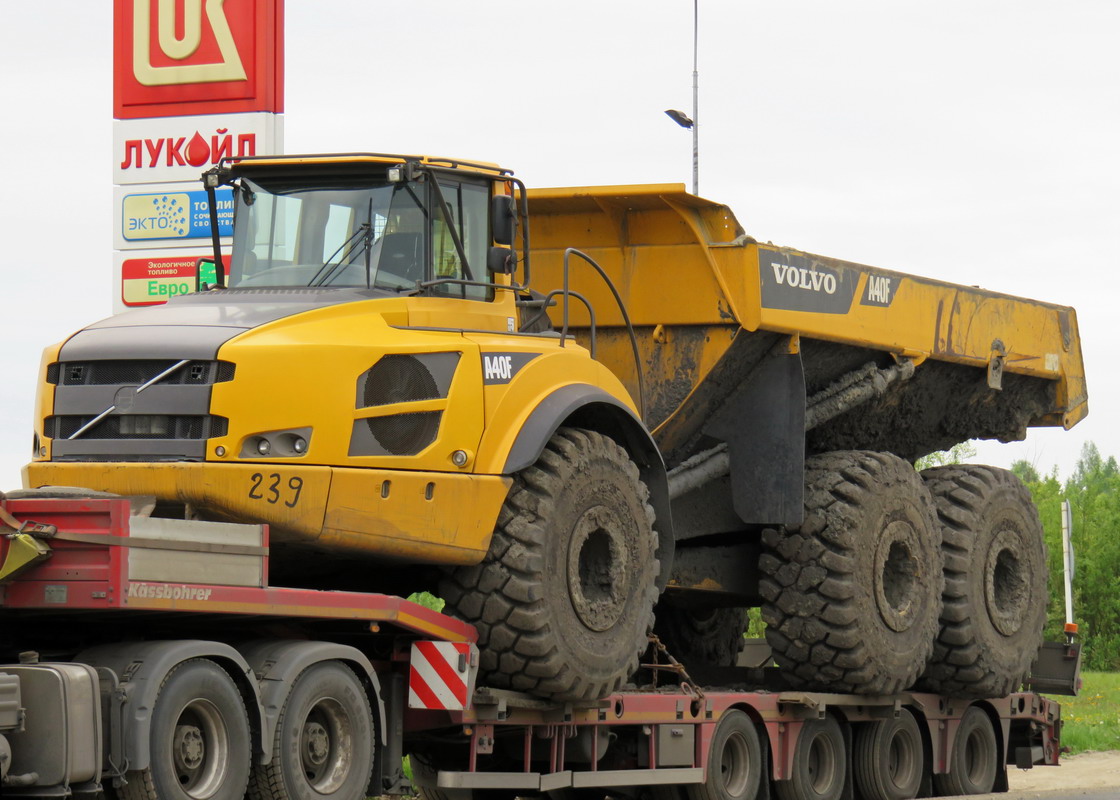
<box><xmin>707</xmin><ymin>349</ymin><xmax>805</xmax><ymax>527</ymax></box>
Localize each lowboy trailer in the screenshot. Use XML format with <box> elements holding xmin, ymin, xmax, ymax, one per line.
<box><xmin>0</xmin><ymin>493</ymin><xmax>1068</xmax><ymax>800</ymax></box>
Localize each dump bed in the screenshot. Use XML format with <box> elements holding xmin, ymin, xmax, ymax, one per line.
<box><xmin>526</xmin><ymin>184</ymin><xmax>1087</xmax><ymax>465</ymax></box>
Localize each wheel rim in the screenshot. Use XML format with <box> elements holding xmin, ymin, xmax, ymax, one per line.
<box><xmin>887</xmin><ymin>725</ymin><xmax>919</xmax><ymax>789</ymax></box>
<box><xmin>963</xmin><ymin>726</ymin><xmax>992</xmax><ymax>785</ymax></box>
<box><xmin>170</xmin><ymin>698</ymin><xmax>229</xmax><ymax>800</ymax></box>
<box><xmin>300</xmin><ymin>697</ymin><xmax>354</xmax><ymax>793</ymax></box>
<box><xmin>986</xmin><ymin>528</ymin><xmax>1028</xmax><ymax>636</ymax></box>
<box><xmin>806</xmin><ymin>728</ymin><xmax>840</xmax><ymax>794</ymax></box>
<box><xmin>720</xmin><ymin>730</ymin><xmax>752</xmax><ymax>796</ymax></box>
<box><xmin>567</xmin><ymin>504</ymin><xmax>629</xmax><ymax>631</ymax></box>
<box><xmin>874</xmin><ymin>520</ymin><xmax>920</xmax><ymax>633</ymax></box>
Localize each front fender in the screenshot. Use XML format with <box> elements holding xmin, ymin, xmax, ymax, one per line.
<box><xmin>500</xmin><ymin>383</ymin><xmax>675</xmax><ymax>591</ymax></box>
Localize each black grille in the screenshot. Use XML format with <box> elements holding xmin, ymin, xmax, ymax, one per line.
<box><xmin>367</xmin><ymin>411</ymin><xmax>442</xmax><ymax>455</ymax></box>
<box><xmin>361</xmin><ymin>356</ymin><xmax>440</xmax><ymax>407</ymax></box>
<box><xmin>45</xmin><ymin>415</ymin><xmax>228</xmax><ymax>441</ymax></box>
<box><xmin>47</xmin><ymin>360</ymin><xmax>235</xmax><ymax>386</ymax></box>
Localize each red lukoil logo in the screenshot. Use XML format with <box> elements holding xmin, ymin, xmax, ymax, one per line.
<box><xmin>114</xmin><ymin>0</ymin><xmax>284</xmax><ymax>119</ymax></box>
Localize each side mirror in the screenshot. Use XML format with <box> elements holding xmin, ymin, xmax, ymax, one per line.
<box><xmin>491</xmin><ymin>195</ymin><xmax>516</xmax><ymax>245</ymax></box>
<box><xmin>488</xmin><ymin>245</ymin><xmax>516</xmax><ymax>275</ymax></box>
<box><xmin>195</xmin><ymin>257</ymin><xmax>218</xmax><ymax>291</ymax></box>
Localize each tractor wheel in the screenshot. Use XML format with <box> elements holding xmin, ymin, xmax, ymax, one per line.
<box><xmin>760</xmin><ymin>451</ymin><xmax>942</xmax><ymax>694</ymax></box>
<box><xmin>249</xmin><ymin>662</ymin><xmax>374</xmax><ymax>800</ymax></box>
<box><xmin>918</xmin><ymin>465</ymin><xmax>1048</xmax><ymax>697</ymax></box>
<box><xmin>654</xmin><ymin>601</ymin><xmax>746</xmax><ymax>671</ymax></box>
<box><xmin>118</xmin><ymin>659</ymin><xmax>251</xmax><ymax>800</ymax></box>
<box><xmin>442</xmin><ymin>427</ymin><xmax>658</xmax><ymax>702</ymax></box>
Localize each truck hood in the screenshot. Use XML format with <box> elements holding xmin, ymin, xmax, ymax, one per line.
<box><xmin>60</xmin><ymin>288</ymin><xmax>388</xmax><ymax>361</ymax></box>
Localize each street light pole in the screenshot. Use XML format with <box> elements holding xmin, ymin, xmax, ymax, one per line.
<box><xmin>664</xmin><ymin>0</ymin><xmax>699</xmax><ymax>194</ymax></box>
<box><xmin>691</xmin><ymin>0</ymin><xmax>698</xmax><ymax>195</ymax></box>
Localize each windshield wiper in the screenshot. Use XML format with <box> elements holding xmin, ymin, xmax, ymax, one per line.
<box><xmin>308</xmin><ymin>224</ymin><xmax>374</xmax><ymax>287</ymax></box>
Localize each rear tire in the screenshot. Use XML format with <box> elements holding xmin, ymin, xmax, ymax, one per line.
<box><xmin>918</xmin><ymin>465</ymin><xmax>1048</xmax><ymax>697</ymax></box>
<box><xmin>773</xmin><ymin>715</ymin><xmax>846</xmax><ymax>800</ymax></box>
<box><xmin>249</xmin><ymin>662</ymin><xmax>374</xmax><ymax>800</ymax></box>
<box><xmin>119</xmin><ymin>659</ymin><xmax>251</xmax><ymax>800</ymax></box>
<box><xmin>760</xmin><ymin>451</ymin><xmax>942</xmax><ymax>694</ymax></box>
<box><xmin>687</xmin><ymin>710</ymin><xmax>762</xmax><ymax>800</ymax></box>
<box><xmin>932</xmin><ymin>706</ymin><xmax>998</xmax><ymax>796</ymax></box>
<box><xmin>852</xmin><ymin>710</ymin><xmax>924</xmax><ymax>800</ymax></box>
<box><xmin>442</xmin><ymin>428</ymin><xmax>659</xmax><ymax>702</ymax></box>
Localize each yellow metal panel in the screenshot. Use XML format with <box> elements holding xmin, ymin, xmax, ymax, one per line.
<box><xmin>32</xmin><ymin>341</ymin><xmax>63</xmax><ymax>461</ymax></box>
<box><xmin>23</xmin><ymin>461</ymin><xmax>511</xmax><ymax>564</ymax></box>
<box><xmin>321</xmin><ymin>468</ymin><xmax>511</xmax><ymax>564</ymax></box>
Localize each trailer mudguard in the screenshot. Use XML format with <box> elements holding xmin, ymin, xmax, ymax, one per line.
<box><xmin>75</xmin><ymin>640</ymin><xmax>265</xmax><ymax>773</ymax></box>
<box><xmin>236</xmin><ymin>639</ymin><xmax>388</xmax><ymax>763</ymax></box>
<box><xmin>503</xmin><ymin>383</ymin><xmax>674</xmax><ymax>590</ymax></box>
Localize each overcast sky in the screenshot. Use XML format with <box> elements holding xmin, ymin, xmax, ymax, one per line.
<box><xmin>0</xmin><ymin>1</ymin><xmax>1116</xmax><ymax>490</ymax></box>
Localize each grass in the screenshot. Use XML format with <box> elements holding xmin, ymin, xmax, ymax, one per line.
<box><xmin>1055</xmin><ymin>670</ymin><xmax>1120</xmax><ymax>754</ymax></box>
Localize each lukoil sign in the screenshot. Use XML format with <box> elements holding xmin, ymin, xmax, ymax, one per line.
<box><xmin>114</xmin><ymin>0</ymin><xmax>284</xmax><ymax>119</ymax></box>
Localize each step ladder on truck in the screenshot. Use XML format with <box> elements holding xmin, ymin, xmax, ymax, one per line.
<box><xmin>0</xmin><ymin>493</ymin><xmax>1079</xmax><ymax>800</ymax></box>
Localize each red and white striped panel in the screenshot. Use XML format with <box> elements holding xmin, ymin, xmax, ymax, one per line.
<box><xmin>408</xmin><ymin>641</ymin><xmax>478</xmax><ymax>710</ymax></box>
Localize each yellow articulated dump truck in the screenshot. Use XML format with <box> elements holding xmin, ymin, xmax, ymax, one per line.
<box><xmin>23</xmin><ymin>154</ymin><xmax>1087</xmax><ymax>702</ymax></box>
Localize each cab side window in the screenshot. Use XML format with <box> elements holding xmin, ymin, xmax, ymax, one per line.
<box><xmin>432</xmin><ymin>181</ymin><xmax>490</xmax><ymax>300</ymax></box>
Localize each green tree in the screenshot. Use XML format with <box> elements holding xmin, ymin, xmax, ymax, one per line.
<box><xmin>914</xmin><ymin>440</ymin><xmax>978</xmax><ymax>470</ymax></box>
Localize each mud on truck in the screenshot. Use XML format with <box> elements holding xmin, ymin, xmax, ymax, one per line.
<box><xmin>0</xmin><ymin>153</ymin><xmax>1086</xmax><ymax>799</ymax></box>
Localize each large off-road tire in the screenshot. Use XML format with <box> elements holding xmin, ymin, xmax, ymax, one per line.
<box><xmin>918</xmin><ymin>465</ymin><xmax>1048</xmax><ymax>698</ymax></box>
<box><xmin>653</xmin><ymin>601</ymin><xmax>747</xmax><ymax>671</ymax></box>
<box><xmin>760</xmin><ymin>451</ymin><xmax>942</xmax><ymax>694</ymax></box>
<box><xmin>441</xmin><ymin>427</ymin><xmax>658</xmax><ymax>702</ymax></box>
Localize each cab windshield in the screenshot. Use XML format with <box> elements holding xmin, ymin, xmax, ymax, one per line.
<box><xmin>227</xmin><ymin>175</ymin><xmax>491</xmax><ymax>299</ymax></box>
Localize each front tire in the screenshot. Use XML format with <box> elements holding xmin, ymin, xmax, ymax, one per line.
<box><xmin>442</xmin><ymin>428</ymin><xmax>658</xmax><ymax>702</ymax></box>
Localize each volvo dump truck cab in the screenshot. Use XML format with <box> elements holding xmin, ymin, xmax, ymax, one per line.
<box><xmin>24</xmin><ymin>153</ymin><xmax>1087</xmax><ymax>709</ymax></box>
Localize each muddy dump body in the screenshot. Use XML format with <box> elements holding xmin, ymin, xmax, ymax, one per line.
<box><xmin>525</xmin><ymin>184</ymin><xmax>1087</xmax><ymax>472</ymax></box>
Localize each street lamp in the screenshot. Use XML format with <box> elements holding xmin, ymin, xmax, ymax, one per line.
<box><xmin>665</xmin><ymin>0</ymin><xmax>699</xmax><ymax>194</ymax></box>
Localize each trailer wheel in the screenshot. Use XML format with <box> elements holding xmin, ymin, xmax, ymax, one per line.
<box><xmin>774</xmin><ymin>715</ymin><xmax>846</xmax><ymax>800</ymax></box>
<box><xmin>654</xmin><ymin>602</ymin><xmax>746</xmax><ymax>670</ymax></box>
<box><xmin>442</xmin><ymin>428</ymin><xmax>658</xmax><ymax>702</ymax></box>
<box><xmin>688</xmin><ymin>710</ymin><xmax>762</xmax><ymax>800</ymax></box>
<box><xmin>918</xmin><ymin>466</ymin><xmax>1047</xmax><ymax>698</ymax></box>
<box><xmin>119</xmin><ymin>659</ymin><xmax>251</xmax><ymax>800</ymax></box>
<box><xmin>852</xmin><ymin>709</ymin><xmax>924</xmax><ymax>800</ymax></box>
<box><xmin>932</xmin><ymin>706</ymin><xmax>998</xmax><ymax>796</ymax></box>
<box><xmin>249</xmin><ymin>662</ymin><xmax>373</xmax><ymax>800</ymax></box>
<box><xmin>760</xmin><ymin>451</ymin><xmax>942</xmax><ymax>695</ymax></box>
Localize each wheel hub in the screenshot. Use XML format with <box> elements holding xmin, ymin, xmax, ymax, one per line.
<box><xmin>567</xmin><ymin>505</ymin><xmax>628</xmax><ymax>632</ymax></box>
<box><xmin>874</xmin><ymin>519</ymin><xmax>921</xmax><ymax>632</ymax></box>
<box><xmin>174</xmin><ymin>724</ymin><xmax>205</xmax><ymax>771</ymax></box>
<box><xmin>986</xmin><ymin>528</ymin><xmax>1027</xmax><ymax>636</ymax></box>
<box><xmin>303</xmin><ymin>721</ymin><xmax>330</xmax><ymax>766</ymax></box>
